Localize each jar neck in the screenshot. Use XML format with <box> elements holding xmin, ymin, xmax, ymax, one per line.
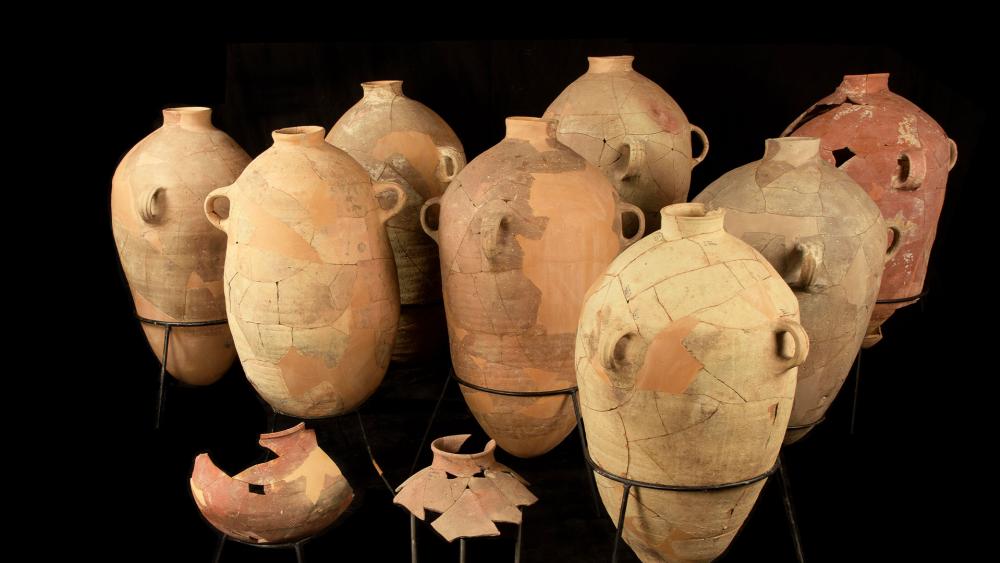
<box><xmin>162</xmin><ymin>107</ymin><xmax>213</xmax><ymax>130</ymax></box>
<box><xmin>362</xmin><ymin>80</ymin><xmax>404</xmax><ymax>100</ymax></box>
<box><xmin>839</xmin><ymin>73</ymin><xmax>890</xmax><ymax>96</ymax></box>
<box><xmin>763</xmin><ymin>137</ymin><xmax>821</xmax><ymax>167</ymax></box>
<box><xmin>659</xmin><ymin>203</ymin><xmax>725</xmax><ymax>241</ymax></box>
<box><xmin>430</xmin><ymin>435</ymin><xmax>498</xmax><ymax>476</ymax></box>
<box><xmin>272</xmin><ymin>125</ymin><xmax>327</xmax><ymax>147</ymax></box>
<box><xmin>504</xmin><ymin>116</ymin><xmax>557</xmax><ymax>143</ymax></box>
<box><xmin>587</xmin><ymin>55</ymin><xmax>634</xmax><ymax>73</ymax></box>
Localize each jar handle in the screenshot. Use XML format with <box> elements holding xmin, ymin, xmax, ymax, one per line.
<box><xmin>138</xmin><ymin>186</ymin><xmax>165</xmax><ymax>224</ymax></box>
<box><xmin>690</xmin><ymin>124</ymin><xmax>710</xmax><ymax>166</ymax></box>
<box><xmin>419</xmin><ymin>197</ymin><xmax>442</xmax><ymax>244</ymax></box>
<box><xmin>435</xmin><ymin>146</ymin><xmax>466</xmax><ymax>184</ymax></box>
<box><xmin>203</xmin><ymin>186</ymin><xmax>231</xmax><ymax>233</ymax></box>
<box><xmin>374</xmin><ymin>181</ymin><xmax>407</xmax><ymax>223</ymax></box>
<box><xmin>775</xmin><ymin>319</ymin><xmax>810</xmax><ymax>372</ymax></box>
<box><xmin>617</xmin><ymin>202</ymin><xmax>646</xmax><ymax>247</ymax></box>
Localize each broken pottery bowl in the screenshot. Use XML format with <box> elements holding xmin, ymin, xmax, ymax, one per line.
<box><xmin>190</xmin><ymin>423</ymin><xmax>354</xmax><ymax>544</ymax></box>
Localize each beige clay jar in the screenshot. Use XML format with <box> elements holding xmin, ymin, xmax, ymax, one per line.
<box><xmin>576</xmin><ymin>203</ymin><xmax>808</xmax><ymax>562</ymax></box>
<box><xmin>695</xmin><ymin>138</ymin><xmax>888</xmax><ymax>443</ymax></box>
<box><xmin>328</xmin><ymin>80</ymin><xmax>465</xmax><ymax>363</ymax></box>
<box><xmin>422</xmin><ymin>117</ymin><xmax>644</xmax><ymax>458</ymax></box>
<box><xmin>111</xmin><ymin>107</ymin><xmax>250</xmax><ymax>385</ymax></box>
<box><xmin>783</xmin><ymin>73</ymin><xmax>956</xmax><ymax>347</ymax></box>
<box><xmin>544</xmin><ymin>55</ymin><xmax>708</xmax><ymax>232</ymax></box>
<box><xmin>204</xmin><ymin>126</ymin><xmax>405</xmax><ymax>418</ymax></box>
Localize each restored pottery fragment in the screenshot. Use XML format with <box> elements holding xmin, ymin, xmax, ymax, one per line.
<box><xmin>576</xmin><ymin>203</ymin><xmax>808</xmax><ymax>562</ymax></box>
<box><xmin>422</xmin><ymin>117</ymin><xmax>644</xmax><ymax>458</ymax></box>
<box><xmin>111</xmin><ymin>107</ymin><xmax>250</xmax><ymax>385</ymax></box>
<box><xmin>205</xmin><ymin>126</ymin><xmax>405</xmax><ymax>418</ymax></box>
<box><xmin>695</xmin><ymin>138</ymin><xmax>887</xmax><ymax>443</ymax></box>
<box><xmin>394</xmin><ymin>434</ymin><xmax>537</xmax><ymax>542</ymax></box>
<box><xmin>328</xmin><ymin>81</ymin><xmax>465</xmax><ymax>362</ymax></box>
<box><xmin>783</xmin><ymin>73</ymin><xmax>956</xmax><ymax>347</ymax></box>
<box><xmin>191</xmin><ymin>423</ymin><xmax>354</xmax><ymax>544</ymax></box>
<box><xmin>544</xmin><ymin>55</ymin><xmax>708</xmax><ymax>232</ymax></box>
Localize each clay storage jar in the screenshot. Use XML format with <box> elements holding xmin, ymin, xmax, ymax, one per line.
<box><xmin>204</xmin><ymin>126</ymin><xmax>406</xmax><ymax>418</ymax></box>
<box><xmin>328</xmin><ymin>81</ymin><xmax>466</xmax><ymax>363</ymax></box>
<box><xmin>695</xmin><ymin>138</ymin><xmax>887</xmax><ymax>443</ymax></box>
<box><xmin>421</xmin><ymin>117</ymin><xmax>644</xmax><ymax>458</ymax></box>
<box><xmin>191</xmin><ymin>423</ymin><xmax>354</xmax><ymax>544</ymax></box>
<box><xmin>544</xmin><ymin>55</ymin><xmax>709</xmax><ymax>233</ymax></box>
<box><xmin>575</xmin><ymin>203</ymin><xmax>808</xmax><ymax>562</ymax></box>
<box><xmin>783</xmin><ymin>73</ymin><xmax>957</xmax><ymax>347</ymax></box>
<box><xmin>111</xmin><ymin>107</ymin><xmax>250</xmax><ymax>385</ymax></box>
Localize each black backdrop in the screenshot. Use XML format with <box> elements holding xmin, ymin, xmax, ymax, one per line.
<box><xmin>69</xmin><ymin>41</ymin><xmax>986</xmax><ymax>562</ymax></box>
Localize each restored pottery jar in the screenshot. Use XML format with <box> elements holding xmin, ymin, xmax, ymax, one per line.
<box><xmin>111</xmin><ymin>107</ymin><xmax>250</xmax><ymax>385</ymax></box>
<box><xmin>576</xmin><ymin>203</ymin><xmax>808</xmax><ymax>562</ymax></box>
<box><xmin>783</xmin><ymin>73</ymin><xmax>956</xmax><ymax>347</ymax></box>
<box><xmin>695</xmin><ymin>138</ymin><xmax>888</xmax><ymax>443</ymax></box>
<box><xmin>421</xmin><ymin>117</ymin><xmax>644</xmax><ymax>458</ymax></box>
<box><xmin>328</xmin><ymin>81</ymin><xmax>466</xmax><ymax>362</ymax></box>
<box><xmin>191</xmin><ymin>423</ymin><xmax>354</xmax><ymax>543</ymax></box>
<box><xmin>394</xmin><ymin>434</ymin><xmax>537</xmax><ymax>542</ymax></box>
<box><xmin>204</xmin><ymin>126</ymin><xmax>405</xmax><ymax>418</ymax></box>
<box><xmin>544</xmin><ymin>55</ymin><xmax>708</xmax><ymax>232</ymax></box>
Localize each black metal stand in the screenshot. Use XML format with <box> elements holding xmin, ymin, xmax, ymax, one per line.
<box><xmin>777</xmin><ymin>453</ymin><xmax>804</xmax><ymax>563</ymax></box>
<box><xmin>409</xmin><ymin>368</ymin><xmax>600</xmax><ymax>514</ymax></box>
<box><xmin>568</xmin><ymin>391</ymin><xmax>780</xmax><ymax>562</ymax></box>
<box><xmin>408</xmin><ymin>513</ymin><xmax>524</xmax><ymax>563</ymax></box>
<box><xmin>214</xmin><ymin>532</ymin><xmax>310</xmax><ymax>563</ymax></box>
<box><xmin>136</xmin><ymin>314</ymin><xmax>227</xmax><ymax>429</ymax></box>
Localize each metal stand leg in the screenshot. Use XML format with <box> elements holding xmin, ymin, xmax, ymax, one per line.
<box><xmin>357</xmin><ymin>410</ymin><xmax>395</xmax><ymax>494</ymax></box>
<box><xmin>778</xmin><ymin>454</ymin><xmax>806</xmax><ymax>563</ymax></box>
<box><xmin>155</xmin><ymin>325</ymin><xmax>172</xmax><ymax>429</ymax></box>
<box><xmin>294</xmin><ymin>542</ymin><xmax>305</xmax><ymax>563</ymax></box>
<box><xmin>570</xmin><ymin>391</ymin><xmax>603</xmax><ymax>516</ymax></box>
<box><xmin>410</xmin><ymin>368</ymin><xmax>453</xmax><ymax>475</ymax></box>
<box><xmin>514</xmin><ymin>522</ymin><xmax>523</xmax><ymax>563</ymax></box>
<box><xmin>213</xmin><ymin>533</ymin><xmax>225</xmax><ymax>563</ymax></box>
<box><xmin>410</xmin><ymin>513</ymin><xmax>418</xmax><ymax>563</ymax></box>
<box><xmin>849</xmin><ymin>351</ymin><xmax>862</xmax><ymax>435</ymax></box>
<box><xmin>611</xmin><ymin>483</ymin><xmax>632</xmax><ymax>563</ymax></box>
<box><xmin>459</xmin><ymin>538</ymin><xmax>466</xmax><ymax>563</ymax></box>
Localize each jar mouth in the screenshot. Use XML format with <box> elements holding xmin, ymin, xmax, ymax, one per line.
<box><xmin>259</xmin><ymin>422</ymin><xmax>306</xmax><ymax>440</ymax></box>
<box><xmin>662</xmin><ymin>202</ymin><xmax>716</xmax><ymax>219</ymax></box>
<box><xmin>507</xmin><ymin>116</ymin><xmax>555</xmax><ymax>124</ymax></box>
<box><xmin>362</xmin><ymin>80</ymin><xmax>403</xmax><ymax>88</ymax></box>
<box><xmin>164</xmin><ymin>106</ymin><xmax>211</xmax><ymax>114</ymax></box>
<box><xmin>431</xmin><ymin>434</ymin><xmax>497</xmax><ymax>460</ymax></box>
<box><xmin>274</xmin><ymin>125</ymin><xmax>325</xmax><ymax>136</ymax></box>
<box><xmin>163</xmin><ymin>106</ymin><xmax>212</xmax><ymax>127</ymax></box>
<box><xmin>272</xmin><ymin>125</ymin><xmax>327</xmax><ymax>145</ymax></box>
<box><xmin>587</xmin><ymin>55</ymin><xmax>635</xmax><ymax>73</ymax></box>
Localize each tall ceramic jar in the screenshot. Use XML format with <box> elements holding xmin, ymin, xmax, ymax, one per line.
<box><xmin>111</xmin><ymin>107</ymin><xmax>250</xmax><ymax>385</ymax></box>
<box><xmin>421</xmin><ymin>117</ymin><xmax>644</xmax><ymax>458</ymax></box>
<box><xmin>783</xmin><ymin>73</ymin><xmax>957</xmax><ymax>347</ymax></box>
<box><xmin>695</xmin><ymin>138</ymin><xmax>888</xmax><ymax>443</ymax></box>
<box><xmin>328</xmin><ymin>81</ymin><xmax>466</xmax><ymax>363</ymax></box>
<box><xmin>576</xmin><ymin>203</ymin><xmax>808</xmax><ymax>562</ymax></box>
<box><xmin>204</xmin><ymin>126</ymin><xmax>405</xmax><ymax>418</ymax></box>
<box><xmin>544</xmin><ymin>55</ymin><xmax>709</xmax><ymax>233</ymax></box>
